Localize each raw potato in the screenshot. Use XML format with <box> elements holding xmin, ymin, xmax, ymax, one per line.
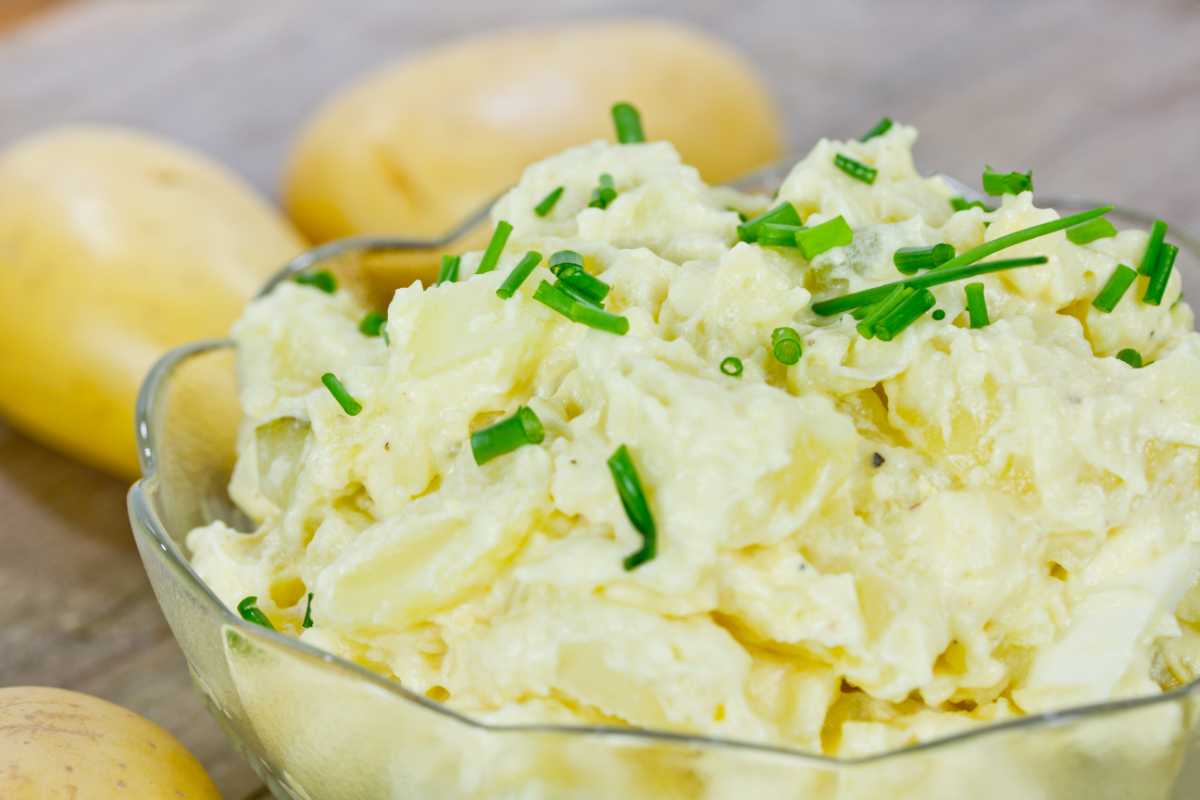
<box><xmin>284</xmin><ymin>19</ymin><xmax>785</xmax><ymax>255</ymax></box>
<box><xmin>0</xmin><ymin>686</ymin><xmax>220</xmax><ymax>799</ymax></box>
<box><xmin>0</xmin><ymin>126</ymin><xmax>306</xmax><ymax>477</ymax></box>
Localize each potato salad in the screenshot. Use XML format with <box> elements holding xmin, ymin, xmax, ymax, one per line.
<box><xmin>188</xmin><ymin>115</ymin><xmax>1200</xmax><ymax>757</ymax></box>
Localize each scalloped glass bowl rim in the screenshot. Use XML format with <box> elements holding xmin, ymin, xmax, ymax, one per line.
<box><xmin>130</xmin><ymin>189</ymin><xmax>1200</xmax><ymax>768</ymax></box>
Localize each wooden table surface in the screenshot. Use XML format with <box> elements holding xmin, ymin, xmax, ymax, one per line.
<box><xmin>0</xmin><ymin>1</ymin><xmax>1197</xmax><ymax>797</ymax></box>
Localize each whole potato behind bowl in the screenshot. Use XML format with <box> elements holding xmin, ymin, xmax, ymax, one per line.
<box><xmin>284</xmin><ymin>18</ymin><xmax>786</xmax><ymax>280</ymax></box>
<box><xmin>0</xmin><ymin>126</ymin><xmax>306</xmax><ymax>478</ymax></box>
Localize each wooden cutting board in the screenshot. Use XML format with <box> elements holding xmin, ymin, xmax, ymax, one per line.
<box><xmin>1</xmin><ymin>2</ymin><xmax>1197</xmax><ymax>797</ymax></box>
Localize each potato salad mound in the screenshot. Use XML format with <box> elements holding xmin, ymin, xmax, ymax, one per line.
<box><xmin>188</xmin><ymin>121</ymin><xmax>1200</xmax><ymax>756</ymax></box>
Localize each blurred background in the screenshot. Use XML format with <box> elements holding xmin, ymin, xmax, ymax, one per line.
<box><xmin>0</xmin><ymin>1</ymin><xmax>1196</xmax><ymax>797</ymax></box>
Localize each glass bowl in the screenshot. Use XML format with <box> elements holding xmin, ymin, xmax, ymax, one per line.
<box><xmin>129</xmin><ymin>197</ymin><xmax>1200</xmax><ymax>799</ymax></box>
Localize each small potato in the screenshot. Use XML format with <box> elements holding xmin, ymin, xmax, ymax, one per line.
<box><xmin>284</xmin><ymin>19</ymin><xmax>785</xmax><ymax>255</ymax></box>
<box><xmin>0</xmin><ymin>126</ymin><xmax>306</xmax><ymax>477</ymax></box>
<box><xmin>0</xmin><ymin>686</ymin><xmax>220</xmax><ymax>799</ymax></box>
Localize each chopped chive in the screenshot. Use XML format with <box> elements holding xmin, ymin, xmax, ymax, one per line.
<box><xmin>588</xmin><ymin>173</ymin><xmax>618</xmax><ymax>209</ymax></box>
<box><xmin>1092</xmin><ymin>264</ymin><xmax>1137</xmax><ymax>313</ymax></box>
<box><xmin>321</xmin><ymin>372</ymin><xmax>362</xmax><ymax>416</ymax></box>
<box><xmin>570</xmin><ymin>301</ymin><xmax>629</xmax><ymax>335</ymax></box>
<box><xmin>302</xmin><ymin>593</ymin><xmax>314</xmax><ymax>629</ymax></box>
<box><xmin>1066</xmin><ymin>217</ymin><xmax>1117</xmax><ymax>245</ymax></box>
<box><xmin>925</xmin><ymin>206</ymin><xmax>1109</xmax><ymax>277</ymax></box>
<box><xmin>611</xmin><ymin>102</ymin><xmax>645</xmax><ymax>144</ymax></box>
<box><xmin>359</xmin><ymin>310</ymin><xmax>386</xmax><ymax>337</ymax></box>
<box><xmin>964</xmin><ymin>282</ymin><xmax>990</xmax><ymax>328</ymax></box>
<box><xmin>294</xmin><ymin>270</ymin><xmax>336</xmax><ymax>294</ymax></box>
<box><xmin>1143</xmin><ymin>243</ymin><xmax>1178</xmax><ymax>306</ymax></box>
<box><xmin>834</xmin><ymin>153</ymin><xmax>877</xmax><ymax>184</ymax></box>
<box><xmin>549</xmin><ymin>249</ymin><xmax>585</xmax><ymax>273</ymax></box>
<box><xmin>496</xmin><ymin>251</ymin><xmax>542</xmax><ymax>299</ymax></box>
<box><xmin>737</xmin><ymin>202</ymin><xmax>802</xmax><ymax>243</ymax></box>
<box><xmin>796</xmin><ymin>215</ymin><xmax>853</xmax><ymax>260</ymax></box>
<box><xmin>860</xmin><ymin>117</ymin><xmax>893</xmax><ymax>142</ymax></box>
<box><xmin>237</xmin><ymin>596</ymin><xmax>274</xmax><ymax>630</ymax></box>
<box><xmin>555</xmin><ymin>263</ymin><xmax>610</xmax><ymax>304</ymax></box>
<box><xmin>1116</xmin><ymin>348</ymin><xmax>1144</xmax><ymax>368</ymax></box>
<box><xmin>555</xmin><ymin>278</ymin><xmax>603</xmax><ymax>308</ymax></box>
<box><xmin>476</xmin><ymin>221</ymin><xmax>514</xmax><ymax>275</ymax></box>
<box><xmin>875</xmin><ymin>288</ymin><xmax>936</xmax><ymax>341</ymax></box>
<box><xmin>607</xmin><ymin>445</ymin><xmax>656</xmax><ymax>570</ymax></box>
<box><xmin>533</xmin><ymin>186</ymin><xmax>565</xmax><ymax>217</ymax></box>
<box><xmin>857</xmin><ymin>285</ymin><xmax>913</xmax><ymax>339</ymax></box>
<box><xmin>720</xmin><ymin>356</ymin><xmax>743</xmax><ymax>377</ymax></box>
<box><xmin>470</xmin><ymin>406</ymin><xmax>545</xmax><ymax>465</ymax></box>
<box><xmin>812</xmin><ymin>256</ymin><xmax>1048</xmax><ymax>316</ymax></box>
<box><xmin>437</xmin><ymin>254</ymin><xmax>461</xmax><ymax>284</ymax></box>
<box><xmin>950</xmin><ymin>196</ymin><xmax>994</xmax><ymax>213</ymax></box>
<box><xmin>982</xmin><ymin>165</ymin><xmax>1034</xmax><ymax>196</ymax></box>
<box><xmin>1137</xmin><ymin>220</ymin><xmax>1169</xmax><ymax>276</ymax></box>
<box><xmin>771</xmin><ymin>327</ymin><xmax>803</xmax><ymax>364</ymax></box>
<box><xmin>533</xmin><ymin>280</ymin><xmax>576</xmax><ymax>318</ymax></box>
<box><xmin>758</xmin><ymin>222</ymin><xmax>805</xmax><ymax>247</ymax></box>
<box><xmin>932</xmin><ymin>309</ymin><xmax>947</xmax><ymax>321</ymax></box>
<box><xmin>893</xmin><ymin>243</ymin><xmax>955</xmax><ymax>275</ymax></box>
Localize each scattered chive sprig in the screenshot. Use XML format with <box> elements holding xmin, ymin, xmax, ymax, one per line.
<box><xmin>476</xmin><ymin>221</ymin><xmax>513</xmax><ymax>275</ymax></box>
<box><xmin>1138</xmin><ymin>220</ymin><xmax>1169</xmax><ymax>276</ymax></box>
<box><xmin>470</xmin><ymin>406</ymin><xmax>545</xmax><ymax>465</ymax></box>
<box><xmin>857</xmin><ymin>285</ymin><xmax>912</xmax><ymax>339</ymax></box>
<box><xmin>607</xmin><ymin>445</ymin><xmax>657</xmax><ymax>570</ymax></box>
<box><xmin>860</xmin><ymin>117</ymin><xmax>893</xmax><ymax>142</ymax></box>
<box><xmin>237</xmin><ymin>596</ymin><xmax>274</xmax><ymax>630</ymax></box>
<box><xmin>1116</xmin><ymin>348</ymin><xmax>1144</xmax><ymax>368</ymax></box>
<box><xmin>875</xmin><ymin>289</ymin><xmax>936</xmax><ymax>341</ymax></box>
<box><xmin>771</xmin><ymin>327</ymin><xmax>803</xmax><ymax>365</ymax></box>
<box><xmin>965</xmin><ymin>282</ymin><xmax>990</xmax><ymax>328</ymax></box>
<box><xmin>321</xmin><ymin>372</ymin><xmax>362</xmax><ymax>416</ymax></box>
<box><xmin>796</xmin><ymin>215</ymin><xmax>853</xmax><ymax>259</ymax></box>
<box><xmin>894</xmin><ymin>243</ymin><xmax>955</xmax><ymax>275</ymax></box>
<box><xmin>589</xmin><ymin>173</ymin><xmax>618</xmax><ymax>209</ymax></box>
<box><xmin>294</xmin><ymin>270</ymin><xmax>336</xmax><ymax>294</ymax></box>
<box><xmin>302</xmin><ymin>593</ymin><xmax>314</xmax><ymax>629</ymax></box>
<box><xmin>611</xmin><ymin>102</ymin><xmax>645</xmax><ymax>144</ymax></box>
<box><xmin>951</xmin><ymin>196</ymin><xmax>994</xmax><ymax>213</ymax></box>
<box><xmin>1144</xmin><ymin>243</ymin><xmax>1179</xmax><ymax>306</ymax></box>
<box><xmin>834</xmin><ymin>153</ymin><xmax>877</xmax><ymax>184</ymax></box>
<box><xmin>737</xmin><ymin>202</ymin><xmax>801</xmax><ymax>243</ymax></box>
<box><xmin>1067</xmin><ymin>217</ymin><xmax>1117</xmax><ymax>245</ymax></box>
<box><xmin>437</xmin><ymin>254</ymin><xmax>461</xmax><ymax>284</ymax></box>
<box><xmin>720</xmin><ymin>356</ymin><xmax>743</xmax><ymax>377</ymax></box>
<box><xmin>982</xmin><ymin>165</ymin><xmax>1034</xmax><ymax>196</ymax></box>
<box><xmin>758</xmin><ymin>223</ymin><xmax>805</xmax><ymax>247</ymax></box>
<box><xmin>1092</xmin><ymin>264</ymin><xmax>1137</xmax><ymax>313</ymax></box>
<box><xmin>533</xmin><ymin>280</ymin><xmax>629</xmax><ymax>335</ymax></box>
<box><xmin>496</xmin><ymin>250</ymin><xmax>543</xmax><ymax>299</ymax></box>
<box><xmin>556</xmin><ymin>264</ymin><xmax>610</xmax><ymax>304</ymax></box>
<box><xmin>359</xmin><ymin>311</ymin><xmax>386</xmax><ymax>337</ymax></box>
<box><xmin>534</xmin><ymin>186</ymin><xmax>565</xmax><ymax>217</ymax></box>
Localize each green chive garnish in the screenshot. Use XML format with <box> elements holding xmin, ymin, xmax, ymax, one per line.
<box><xmin>875</xmin><ymin>288</ymin><xmax>936</xmax><ymax>341</ymax></box>
<box><xmin>533</xmin><ymin>280</ymin><xmax>577</xmax><ymax>318</ymax></box>
<box><xmin>570</xmin><ymin>301</ymin><xmax>630</xmax><ymax>335</ymax></box>
<box><xmin>496</xmin><ymin>251</ymin><xmax>542</xmax><ymax>300</ymax></box>
<box><xmin>720</xmin><ymin>356</ymin><xmax>743</xmax><ymax>377</ymax></box>
<box><xmin>534</xmin><ymin>186</ymin><xmax>565</xmax><ymax>217</ymax></box>
<box><xmin>1143</xmin><ymin>243</ymin><xmax>1178</xmax><ymax>306</ymax></box>
<box><xmin>607</xmin><ymin>445</ymin><xmax>656</xmax><ymax>570</ymax></box>
<box><xmin>1116</xmin><ymin>348</ymin><xmax>1144</xmax><ymax>368</ymax></box>
<box><xmin>549</xmin><ymin>250</ymin><xmax>584</xmax><ymax>273</ymax></box>
<box><xmin>237</xmin><ymin>596</ymin><xmax>274</xmax><ymax>630</ymax></box>
<box><xmin>321</xmin><ymin>372</ymin><xmax>362</xmax><ymax>416</ymax></box>
<box><xmin>294</xmin><ymin>270</ymin><xmax>336</xmax><ymax>294</ymax></box>
<box><xmin>813</xmin><ymin>256</ymin><xmax>1048</xmax><ymax>316</ymax></box>
<box><xmin>302</xmin><ymin>593</ymin><xmax>314</xmax><ymax>629</ymax></box>
<box><xmin>1137</xmin><ymin>220</ymin><xmax>1169</xmax><ymax>276</ymax></box>
<box><xmin>1066</xmin><ymin>217</ymin><xmax>1117</xmax><ymax>245</ymax></box>
<box><xmin>470</xmin><ymin>406</ymin><xmax>545</xmax><ymax>466</ymax></box>
<box><xmin>856</xmin><ymin>286</ymin><xmax>913</xmax><ymax>339</ymax></box>
<box><xmin>359</xmin><ymin>310</ymin><xmax>386</xmax><ymax>337</ymax></box>
<box><xmin>796</xmin><ymin>215</ymin><xmax>853</xmax><ymax>260</ymax></box>
<box><xmin>932</xmin><ymin>309</ymin><xmax>947</xmax><ymax>321</ymax></box>
<box><xmin>982</xmin><ymin>165</ymin><xmax>1034</xmax><ymax>196</ymax></box>
<box><xmin>926</xmin><ymin>206</ymin><xmax>1110</xmax><ymax>276</ymax></box>
<box><xmin>556</xmin><ymin>279</ymin><xmax>603</xmax><ymax>308</ymax></box>
<box><xmin>965</xmin><ymin>282</ymin><xmax>990</xmax><ymax>328</ymax></box>
<box><xmin>476</xmin><ymin>221</ymin><xmax>513</xmax><ymax>275</ymax></box>
<box><xmin>437</xmin><ymin>254</ymin><xmax>461</xmax><ymax>285</ymax></box>
<box><xmin>834</xmin><ymin>153</ymin><xmax>878</xmax><ymax>184</ymax></box>
<box><xmin>771</xmin><ymin>327</ymin><xmax>803</xmax><ymax>364</ymax></box>
<box><xmin>1092</xmin><ymin>264</ymin><xmax>1137</xmax><ymax>313</ymax></box>
<box><xmin>588</xmin><ymin>174</ymin><xmax>618</xmax><ymax>209</ymax></box>
<box><xmin>611</xmin><ymin>102</ymin><xmax>645</xmax><ymax>144</ymax></box>
<box><xmin>893</xmin><ymin>243</ymin><xmax>955</xmax><ymax>275</ymax></box>
<box><xmin>555</xmin><ymin>263</ymin><xmax>610</xmax><ymax>304</ymax></box>
<box><xmin>950</xmin><ymin>196</ymin><xmax>994</xmax><ymax>213</ymax></box>
<box><xmin>758</xmin><ymin>223</ymin><xmax>805</xmax><ymax>247</ymax></box>
<box><xmin>737</xmin><ymin>202</ymin><xmax>801</xmax><ymax>243</ymax></box>
<box><xmin>860</xmin><ymin>117</ymin><xmax>893</xmax><ymax>142</ymax></box>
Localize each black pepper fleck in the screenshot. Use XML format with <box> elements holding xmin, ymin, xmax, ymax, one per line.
<box><xmin>872</xmin><ymin>452</ymin><xmax>885</xmax><ymax>468</ymax></box>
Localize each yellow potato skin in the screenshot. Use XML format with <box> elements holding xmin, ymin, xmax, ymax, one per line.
<box><xmin>0</xmin><ymin>686</ymin><xmax>220</xmax><ymax>799</ymax></box>
<box><xmin>0</xmin><ymin>126</ymin><xmax>306</xmax><ymax>478</ymax></box>
<box><xmin>284</xmin><ymin>20</ymin><xmax>786</xmax><ymax>249</ymax></box>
